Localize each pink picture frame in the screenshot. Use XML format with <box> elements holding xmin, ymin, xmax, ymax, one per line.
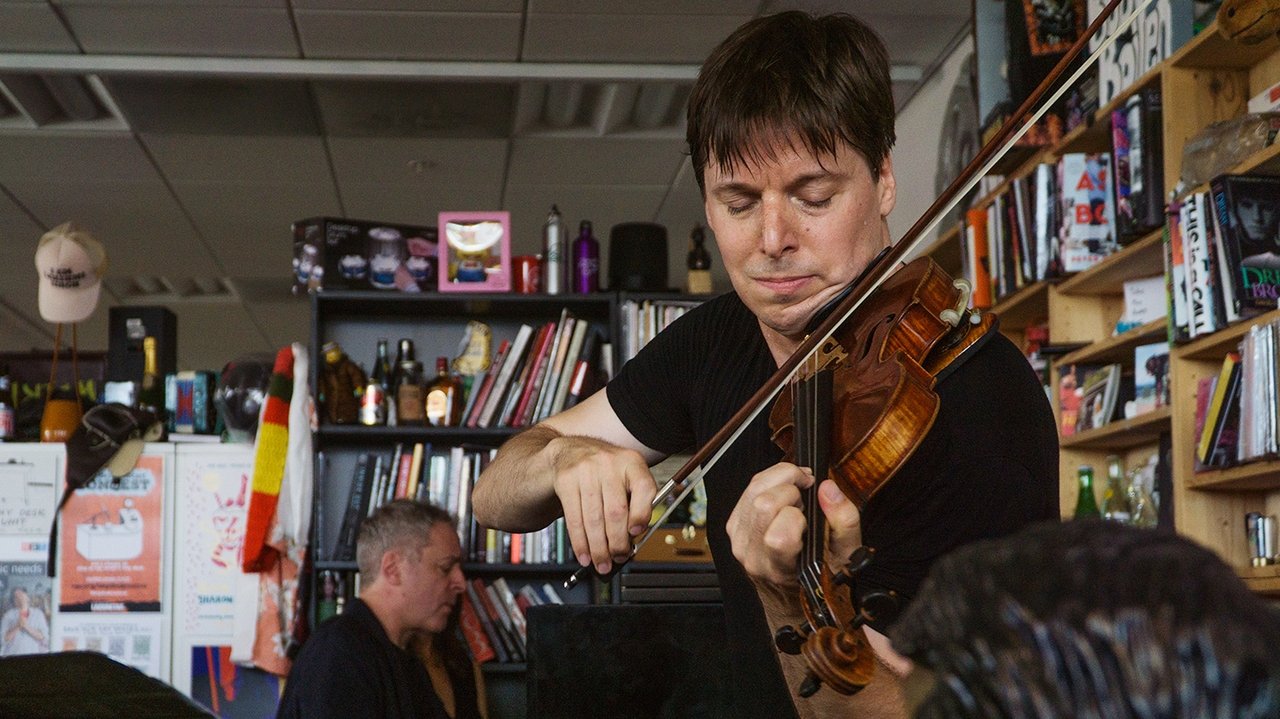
<box><xmin>437</xmin><ymin>211</ymin><xmax>512</xmax><ymax>293</ymax></box>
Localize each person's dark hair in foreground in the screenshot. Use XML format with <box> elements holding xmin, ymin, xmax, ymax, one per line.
<box><xmin>891</xmin><ymin>520</ymin><xmax>1280</xmax><ymax>718</ymax></box>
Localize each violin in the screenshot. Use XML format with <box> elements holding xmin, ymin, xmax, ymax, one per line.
<box><xmin>565</xmin><ymin>0</ymin><xmax>1141</xmax><ymax>697</ymax></box>
<box><xmin>765</xmin><ymin>255</ymin><xmax>994</xmax><ymax>696</ymax></box>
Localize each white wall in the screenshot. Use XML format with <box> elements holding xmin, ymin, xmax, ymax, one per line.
<box><xmin>890</xmin><ymin>32</ymin><xmax>976</xmax><ymax>258</ymax></box>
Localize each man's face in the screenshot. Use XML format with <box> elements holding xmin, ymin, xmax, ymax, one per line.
<box><xmin>1236</xmin><ymin>195</ymin><xmax>1278</xmax><ymax>244</ymax></box>
<box><xmin>12</xmin><ymin>589</ymin><xmax>28</xmax><ymax>610</ymax></box>
<box><xmin>702</xmin><ymin>136</ymin><xmax>895</xmax><ymax>353</ymax></box>
<box><xmin>399</xmin><ymin>524</ymin><xmax>465</xmax><ymax>634</ymax></box>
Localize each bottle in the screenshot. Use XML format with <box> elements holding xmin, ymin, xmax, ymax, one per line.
<box><xmin>1100</xmin><ymin>454</ymin><xmax>1133</xmax><ymax>524</ymax></box>
<box><xmin>0</xmin><ymin>364</ymin><xmax>13</xmax><ymax>441</ymax></box>
<box><xmin>1074</xmin><ymin>465</ymin><xmax>1101</xmax><ymax>518</ymax></box>
<box><xmin>316</xmin><ymin>571</ymin><xmax>339</xmax><ymax>624</ymax></box>
<box><xmin>395</xmin><ymin>360</ymin><xmax>426</xmax><ymax>426</ymax></box>
<box><xmin>543</xmin><ymin>205</ymin><xmax>566</xmax><ymax>295</ymax></box>
<box><xmin>686</xmin><ymin>224</ymin><xmax>713</xmax><ymax>295</ymax></box>
<box><xmin>360</xmin><ymin>339</ymin><xmax>391</xmax><ymax>426</ymax></box>
<box><xmin>572</xmin><ymin>220</ymin><xmax>600</xmax><ymax>293</ymax></box>
<box><xmin>387</xmin><ymin>338</ymin><xmax>415</xmax><ymax>426</ymax></box>
<box><xmin>425</xmin><ymin>357</ymin><xmax>464</xmax><ymax>427</ymax></box>
<box><xmin>138</xmin><ymin>336</ymin><xmax>165</xmax><ymax>416</ymax></box>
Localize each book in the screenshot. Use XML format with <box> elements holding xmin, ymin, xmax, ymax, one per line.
<box><xmin>1210</xmin><ymin>174</ymin><xmax>1280</xmax><ymax>316</ymax></box>
<box><xmin>510</xmin><ymin>321</ymin><xmax>557</xmax><ymax>427</ymax></box>
<box><xmin>1058</xmin><ymin>364</ymin><xmax>1084</xmax><ymax>436</ymax></box>
<box><xmin>457</xmin><ymin>588</ymin><xmax>497</xmax><ymax>663</ymax></box>
<box><xmin>1058</xmin><ymin>152</ymin><xmax>1118</xmax><ymax>272</ymax></box>
<box><xmin>534</xmin><ymin>314</ymin><xmax>578</xmax><ymax>421</ymax></box>
<box><xmin>1076</xmin><ymin>363</ymin><xmax>1120</xmax><ymax>433</ymax></box>
<box><xmin>464</xmin><ymin>339</ymin><xmax>510</xmax><ymax>427</ymax></box>
<box><xmin>334</xmin><ymin>454</ymin><xmax>373</xmax><ymax>561</ymax></box>
<box><xmin>490</xmin><ymin>577</ymin><xmax>528</xmax><ymax>648</ymax></box>
<box><xmin>477</xmin><ymin>324</ymin><xmax>535</xmax><ymax>428</ymax></box>
<box><xmin>1164</xmin><ymin>203</ymin><xmax>1191</xmax><ymax>343</ymax></box>
<box><xmin>481</xmin><ymin>581</ymin><xmax>525</xmax><ymax>660</ymax></box>
<box><xmin>1181</xmin><ymin>191</ymin><xmax>1218</xmax><ymax>338</ymax></box>
<box><xmin>1033</xmin><ymin>162</ymin><xmax>1060</xmax><ymax>279</ymax></box>
<box><xmin>464</xmin><ymin>582</ymin><xmax>509</xmax><ymax>663</ymax></box>
<box><xmin>1192</xmin><ymin>376</ymin><xmax>1217</xmax><ymax>473</ymax></box>
<box><xmin>1125</xmin><ymin>87</ymin><xmax>1165</xmax><ymax>238</ymax></box>
<box><xmin>964</xmin><ymin>207</ymin><xmax>994</xmax><ymax>309</ymax></box>
<box><xmin>550</xmin><ymin>319</ymin><xmax>590</xmax><ymax>414</ymax></box>
<box><xmin>1132</xmin><ymin>341</ymin><xmax>1170</xmax><ymax>415</ymax></box>
<box><xmin>1198</xmin><ymin>352</ymin><xmax>1242</xmax><ymax>466</ymax></box>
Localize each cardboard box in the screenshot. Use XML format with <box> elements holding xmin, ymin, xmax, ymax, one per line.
<box><xmin>292</xmin><ymin>217</ymin><xmax>438</xmax><ymax>294</ymax></box>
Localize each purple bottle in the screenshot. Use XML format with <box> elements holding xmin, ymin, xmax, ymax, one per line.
<box><xmin>572</xmin><ymin>220</ymin><xmax>600</xmax><ymax>293</ymax></box>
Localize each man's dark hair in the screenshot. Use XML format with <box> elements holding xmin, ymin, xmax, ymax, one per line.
<box><xmin>356</xmin><ymin>500</ymin><xmax>455</xmax><ymax>579</ymax></box>
<box><xmin>891</xmin><ymin>520</ymin><xmax>1280</xmax><ymax>718</ymax></box>
<box><xmin>686</xmin><ymin>11</ymin><xmax>896</xmax><ymax>193</ymax></box>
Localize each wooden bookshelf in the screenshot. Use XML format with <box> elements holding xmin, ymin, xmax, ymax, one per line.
<box><xmin>1061</xmin><ymin>406</ymin><xmax>1171</xmax><ymax>451</ymax></box>
<box><xmin>1054</xmin><ymin>229</ymin><xmax>1165</xmax><ymax>296</ymax></box>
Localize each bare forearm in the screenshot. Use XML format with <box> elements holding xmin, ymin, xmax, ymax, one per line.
<box><xmin>472</xmin><ymin>425</ymin><xmax>564</xmax><ymax>531</ymax></box>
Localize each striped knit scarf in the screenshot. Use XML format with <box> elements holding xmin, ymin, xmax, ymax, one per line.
<box><xmin>242</xmin><ymin>345</ymin><xmax>293</xmax><ymax>573</ymax></box>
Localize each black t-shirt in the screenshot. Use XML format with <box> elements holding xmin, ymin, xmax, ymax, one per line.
<box><xmin>608</xmin><ymin>291</ymin><xmax>1059</xmax><ymax>718</ymax></box>
<box><xmin>276</xmin><ymin>598</ymin><xmax>449</xmax><ymax>719</ymax></box>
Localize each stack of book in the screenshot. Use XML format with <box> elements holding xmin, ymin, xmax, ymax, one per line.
<box><xmin>461</xmin><ymin>310</ymin><xmax>607</xmax><ymax>429</ymax></box>
<box><xmin>1166</xmin><ymin>174</ymin><xmax>1280</xmax><ymax>343</ymax></box>
<box><xmin>459</xmin><ymin>577</ymin><xmax>565</xmax><ymax>664</ymax></box>
<box><xmin>326</xmin><ymin>443</ymin><xmax>570</xmax><ymax>565</ymax></box>
<box><xmin>618</xmin><ymin>298</ymin><xmax>702</xmax><ymax>363</ymax></box>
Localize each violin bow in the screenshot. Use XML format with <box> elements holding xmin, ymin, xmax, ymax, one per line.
<box><xmin>567</xmin><ymin>0</ymin><xmax>1148</xmax><ymax>588</ymax></box>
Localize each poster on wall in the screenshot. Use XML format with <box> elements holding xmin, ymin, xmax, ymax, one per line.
<box><xmin>0</xmin><ymin>457</ymin><xmax>57</xmax><ymax>539</ymax></box>
<box><xmin>174</xmin><ymin>643</ymin><xmax>282</xmax><ymax>718</ymax></box>
<box><xmin>175</xmin><ymin>448</ymin><xmax>252</xmax><ymax>637</ymax></box>
<box><xmin>1087</xmin><ymin>0</ymin><xmax>1193</xmax><ymax>104</ymax></box>
<box><xmin>0</xmin><ymin>561</ymin><xmax>52</xmax><ymax>656</ymax></box>
<box><xmin>55</xmin><ymin>612</ymin><xmax>164</xmax><ymax>677</ymax></box>
<box><xmin>58</xmin><ymin>455</ymin><xmax>165</xmax><ymax>613</ymax></box>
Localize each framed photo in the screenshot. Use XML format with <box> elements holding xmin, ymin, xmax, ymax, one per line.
<box><xmin>438</xmin><ymin>211</ymin><xmax>511</xmax><ymax>292</ymax></box>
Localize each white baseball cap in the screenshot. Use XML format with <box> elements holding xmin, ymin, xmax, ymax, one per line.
<box><xmin>34</xmin><ymin>222</ymin><xmax>107</xmax><ymax>323</ymax></box>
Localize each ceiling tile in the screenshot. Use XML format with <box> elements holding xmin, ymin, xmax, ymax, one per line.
<box><xmin>52</xmin><ymin>1</ymin><xmax>286</xmax><ymax>6</ymax></box>
<box><xmin>293</xmin><ymin>0</ymin><xmax>520</xmax><ymax>9</ymax></box>
<box><xmin>338</xmin><ymin>182</ymin><xmax>502</xmax><ymax>229</ymax></box>
<box><xmin>104</xmin><ymin>77</ymin><xmax>320</xmax><ymax>136</ymax></box>
<box><xmin>0</xmin><ymin>186</ymin><xmax>46</xmax><ymax>258</ymax></box>
<box><xmin>327</xmin><ymin>136</ymin><xmax>508</xmax><ymax>189</ymax></box>
<box><xmin>0</xmin><ymin>132</ymin><xmax>157</xmax><ymax>183</ymax></box>
<box><xmin>296</xmin><ymin>9</ymin><xmax>521</xmax><ymax>60</ymax></box>
<box><xmin>507</xmin><ymin>137</ymin><xmax>686</xmax><ymax>187</ymax></box>
<box><xmin>4</xmin><ymin>179</ymin><xmax>223</xmax><ymax>276</ymax></box>
<box><xmin>314</xmin><ymin>80</ymin><xmax>516</xmax><ymax>138</ymax></box>
<box><xmin>167</xmin><ymin>181</ymin><xmax>341</xmax><ymax>272</ymax></box>
<box><xmin>141</xmin><ymin>134</ymin><xmax>332</xmax><ymax>184</ymax></box>
<box><xmin>0</xmin><ymin>4</ymin><xmax>81</xmax><ymax>53</ymax></box>
<box><xmin>531</xmin><ymin>0</ymin><xmax>758</xmax><ymax>14</ymax></box>
<box><xmin>328</xmin><ymin>136</ymin><xmax>508</xmax><ymax>230</ymax></box>
<box><xmin>522</xmin><ymin>13</ymin><xmax>749</xmax><ymax>62</ymax></box>
<box><xmin>59</xmin><ymin>5</ymin><xmax>298</xmax><ymax>57</ymax></box>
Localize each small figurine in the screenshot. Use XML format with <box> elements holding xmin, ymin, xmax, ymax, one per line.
<box><xmin>1219</xmin><ymin>0</ymin><xmax>1280</xmax><ymax>44</ymax></box>
<box><xmin>319</xmin><ymin>341</ymin><xmax>366</xmax><ymax>424</ymax></box>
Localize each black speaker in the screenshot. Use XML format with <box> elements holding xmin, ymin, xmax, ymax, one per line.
<box><xmin>608</xmin><ymin>222</ymin><xmax>670</xmax><ymax>291</ymax></box>
<box><xmin>107</xmin><ymin>306</ymin><xmax>177</xmax><ymax>383</ymax></box>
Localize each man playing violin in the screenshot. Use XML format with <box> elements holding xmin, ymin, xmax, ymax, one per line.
<box><xmin>472</xmin><ymin>10</ymin><xmax>1058</xmax><ymax>718</ymax></box>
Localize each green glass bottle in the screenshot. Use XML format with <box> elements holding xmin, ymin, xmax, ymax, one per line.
<box><xmin>1074</xmin><ymin>465</ymin><xmax>1101</xmax><ymax>518</ymax></box>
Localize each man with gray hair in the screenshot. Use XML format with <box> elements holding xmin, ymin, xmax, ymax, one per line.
<box><xmin>277</xmin><ymin>500</ymin><xmax>465</xmax><ymax>719</ymax></box>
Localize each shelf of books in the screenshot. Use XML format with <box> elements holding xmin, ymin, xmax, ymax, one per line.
<box><xmin>969</xmin><ymin>14</ymin><xmax>1280</xmax><ymax>586</ymax></box>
